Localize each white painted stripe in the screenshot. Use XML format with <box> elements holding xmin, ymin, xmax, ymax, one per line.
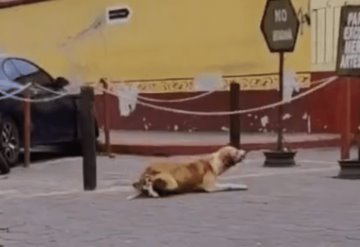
<box><xmin>221</xmin><ymin>167</ymin><xmax>338</xmax><ymax>180</ymax></box>
<box><xmin>297</xmin><ymin>160</ymin><xmax>338</xmax><ymax>165</ymax></box>
<box><xmin>241</xmin><ymin>159</ymin><xmax>337</xmax><ymax>165</ymax></box>
<box><xmin>1</xmin><ymin>186</ymin><xmax>133</xmax><ymax>200</ymax></box>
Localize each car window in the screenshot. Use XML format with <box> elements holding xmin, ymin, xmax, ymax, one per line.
<box><xmin>13</xmin><ymin>59</ymin><xmax>38</xmax><ymax>75</ymax></box>
<box><xmin>2</xmin><ymin>59</ymin><xmax>21</xmax><ymax>81</ymax></box>
<box><xmin>0</xmin><ymin>63</ymin><xmax>8</xmax><ymax>80</ymax></box>
<box><xmin>11</xmin><ymin>59</ymin><xmax>53</xmax><ymax>86</ymax></box>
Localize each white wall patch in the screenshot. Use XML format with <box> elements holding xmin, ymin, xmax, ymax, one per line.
<box><xmin>194</xmin><ymin>72</ymin><xmax>223</xmax><ymax>91</ymax></box>
<box><xmin>117</xmin><ymin>84</ymin><xmax>138</xmax><ymax>117</ymax></box>
<box><xmin>106</xmin><ymin>5</ymin><xmax>132</xmax><ymax>25</ymax></box>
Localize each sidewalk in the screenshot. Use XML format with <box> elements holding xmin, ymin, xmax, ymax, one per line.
<box><xmin>97</xmin><ymin>130</ymin><xmax>341</xmax><ymax>156</ymax></box>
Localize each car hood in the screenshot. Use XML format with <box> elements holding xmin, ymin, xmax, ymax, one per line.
<box><xmin>0</xmin><ymin>79</ymin><xmax>22</xmax><ymax>92</ymax></box>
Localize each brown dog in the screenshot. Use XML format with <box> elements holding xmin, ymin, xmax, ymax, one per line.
<box><xmin>127</xmin><ymin>146</ymin><xmax>248</xmax><ymax>200</ymax></box>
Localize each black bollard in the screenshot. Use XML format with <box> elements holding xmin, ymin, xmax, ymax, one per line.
<box><xmin>229</xmin><ymin>82</ymin><xmax>240</xmax><ymax>148</ymax></box>
<box><xmin>80</xmin><ymin>86</ymin><xmax>97</xmax><ymax>190</ymax></box>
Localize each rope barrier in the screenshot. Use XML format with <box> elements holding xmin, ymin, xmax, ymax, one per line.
<box><xmin>0</xmin><ymin>75</ymin><xmax>337</xmax><ymax>105</ymax></box>
<box><xmin>136</xmin><ymin>91</ymin><xmax>215</xmax><ymax>103</ymax></box>
<box><xmin>101</xmin><ymin>75</ymin><xmax>330</xmax><ymax>103</ymax></box>
<box><xmin>0</xmin><ymin>83</ymin><xmax>75</xmax><ymax>103</ymax></box>
<box><xmin>0</xmin><ymin>83</ymin><xmax>32</xmax><ymax>100</ymax></box>
<box><xmin>99</xmin><ymin>76</ymin><xmax>338</xmax><ymax>116</ymax></box>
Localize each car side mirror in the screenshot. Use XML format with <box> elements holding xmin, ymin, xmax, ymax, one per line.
<box><xmin>54</xmin><ymin>77</ymin><xmax>69</xmax><ymax>88</ymax></box>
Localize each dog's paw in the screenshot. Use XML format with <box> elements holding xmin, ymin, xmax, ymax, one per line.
<box><xmin>126</xmin><ymin>192</ymin><xmax>143</xmax><ymax>200</ymax></box>
<box><xmin>148</xmin><ymin>189</ymin><xmax>160</xmax><ymax>198</ymax></box>
<box><xmin>225</xmin><ymin>183</ymin><xmax>248</xmax><ymax>191</ymax></box>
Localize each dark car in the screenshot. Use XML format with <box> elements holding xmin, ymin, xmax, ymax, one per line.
<box><xmin>0</xmin><ymin>55</ymin><xmax>99</xmax><ymax>172</ymax></box>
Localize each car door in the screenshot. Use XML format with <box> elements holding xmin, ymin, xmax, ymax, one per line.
<box><xmin>9</xmin><ymin>58</ymin><xmax>77</xmax><ymax>145</ymax></box>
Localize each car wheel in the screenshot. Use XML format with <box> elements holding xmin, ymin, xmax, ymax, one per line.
<box><xmin>1</xmin><ymin>117</ymin><xmax>20</xmax><ymax>166</ymax></box>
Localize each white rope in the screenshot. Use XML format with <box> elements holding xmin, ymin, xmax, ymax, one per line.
<box><xmin>0</xmin><ymin>92</ymin><xmax>71</xmax><ymax>103</ymax></box>
<box><xmin>136</xmin><ymin>91</ymin><xmax>215</xmax><ymax>103</ymax></box>
<box><xmin>0</xmin><ymin>83</ymin><xmax>32</xmax><ymax>100</ymax></box>
<box><xmin>33</xmin><ymin>83</ymin><xmax>79</xmax><ymax>95</ymax></box>
<box><xmin>100</xmin><ymin>76</ymin><xmax>338</xmax><ymax>116</ymax></box>
<box><xmin>0</xmin><ymin>83</ymin><xmax>72</xmax><ymax>103</ymax></box>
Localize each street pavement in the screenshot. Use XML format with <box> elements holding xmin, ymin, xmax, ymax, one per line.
<box><xmin>1</xmin><ymin>148</ymin><xmax>360</xmax><ymax>247</ymax></box>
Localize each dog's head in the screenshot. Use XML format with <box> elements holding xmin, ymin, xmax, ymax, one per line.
<box><xmin>211</xmin><ymin>146</ymin><xmax>247</xmax><ymax>175</ymax></box>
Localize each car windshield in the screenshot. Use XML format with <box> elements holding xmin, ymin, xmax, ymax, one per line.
<box><xmin>0</xmin><ymin>61</ymin><xmax>9</xmax><ymax>80</ymax></box>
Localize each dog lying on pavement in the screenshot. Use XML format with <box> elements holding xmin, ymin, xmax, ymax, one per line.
<box><xmin>127</xmin><ymin>145</ymin><xmax>248</xmax><ymax>200</ymax></box>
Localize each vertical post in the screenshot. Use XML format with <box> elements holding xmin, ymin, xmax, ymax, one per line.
<box><xmin>357</xmin><ymin>125</ymin><xmax>360</xmax><ymax>160</ymax></box>
<box><xmin>277</xmin><ymin>52</ymin><xmax>284</xmax><ymax>151</ymax></box>
<box><xmin>100</xmin><ymin>78</ymin><xmax>111</xmax><ymax>156</ymax></box>
<box><xmin>341</xmin><ymin>77</ymin><xmax>351</xmax><ymax>160</ymax></box>
<box><xmin>80</xmin><ymin>86</ymin><xmax>97</xmax><ymax>191</ymax></box>
<box><xmin>23</xmin><ymin>90</ymin><xmax>31</xmax><ymax>167</ymax></box>
<box><xmin>229</xmin><ymin>82</ymin><xmax>240</xmax><ymax>148</ymax></box>
<box><xmin>0</xmin><ymin>114</ymin><xmax>10</xmax><ymax>174</ymax></box>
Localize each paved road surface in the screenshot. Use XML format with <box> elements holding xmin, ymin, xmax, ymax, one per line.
<box><xmin>1</xmin><ymin>148</ymin><xmax>359</xmax><ymax>247</ymax></box>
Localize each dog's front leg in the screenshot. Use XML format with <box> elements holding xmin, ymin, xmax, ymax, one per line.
<box><xmin>126</xmin><ymin>192</ymin><xmax>143</xmax><ymax>201</ymax></box>
<box><xmin>205</xmin><ymin>182</ymin><xmax>248</xmax><ymax>193</ymax></box>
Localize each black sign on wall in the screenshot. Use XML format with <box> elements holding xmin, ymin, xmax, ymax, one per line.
<box><xmin>336</xmin><ymin>5</ymin><xmax>360</xmax><ymax>76</ymax></box>
<box><xmin>260</xmin><ymin>0</ymin><xmax>300</xmax><ymax>53</ymax></box>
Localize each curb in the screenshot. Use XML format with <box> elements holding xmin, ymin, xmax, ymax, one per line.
<box><xmin>98</xmin><ymin>138</ymin><xmax>341</xmax><ymax>156</ymax></box>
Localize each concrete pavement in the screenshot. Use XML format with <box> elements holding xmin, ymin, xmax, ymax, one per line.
<box><xmin>1</xmin><ymin>148</ymin><xmax>360</xmax><ymax>247</ymax></box>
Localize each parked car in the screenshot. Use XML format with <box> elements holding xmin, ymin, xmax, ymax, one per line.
<box><xmin>0</xmin><ymin>55</ymin><xmax>99</xmax><ymax>173</ymax></box>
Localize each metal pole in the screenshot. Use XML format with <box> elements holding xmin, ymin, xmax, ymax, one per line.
<box><xmin>229</xmin><ymin>82</ymin><xmax>240</xmax><ymax>148</ymax></box>
<box><xmin>277</xmin><ymin>52</ymin><xmax>284</xmax><ymax>151</ymax></box>
<box><xmin>80</xmin><ymin>86</ymin><xmax>97</xmax><ymax>191</ymax></box>
<box><xmin>341</xmin><ymin>77</ymin><xmax>351</xmax><ymax>160</ymax></box>
<box><xmin>100</xmin><ymin>79</ymin><xmax>111</xmax><ymax>156</ymax></box>
<box><xmin>23</xmin><ymin>90</ymin><xmax>31</xmax><ymax>167</ymax></box>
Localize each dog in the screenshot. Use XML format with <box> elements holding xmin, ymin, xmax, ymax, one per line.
<box><xmin>126</xmin><ymin>145</ymin><xmax>248</xmax><ymax>200</ymax></box>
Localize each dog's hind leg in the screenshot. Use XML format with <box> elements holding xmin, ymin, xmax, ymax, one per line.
<box><xmin>151</xmin><ymin>174</ymin><xmax>179</xmax><ymax>196</ymax></box>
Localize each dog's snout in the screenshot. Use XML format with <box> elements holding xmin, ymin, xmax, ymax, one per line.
<box><xmin>235</xmin><ymin>149</ymin><xmax>246</xmax><ymax>162</ymax></box>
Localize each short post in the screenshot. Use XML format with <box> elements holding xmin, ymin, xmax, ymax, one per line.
<box><xmin>229</xmin><ymin>82</ymin><xmax>240</xmax><ymax>148</ymax></box>
<box><xmin>80</xmin><ymin>86</ymin><xmax>97</xmax><ymax>190</ymax></box>
<box><xmin>23</xmin><ymin>90</ymin><xmax>31</xmax><ymax>167</ymax></box>
<box><xmin>99</xmin><ymin>78</ymin><xmax>112</xmax><ymax>157</ymax></box>
<box><xmin>340</xmin><ymin>77</ymin><xmax>351</xmax><ymax>160</ymax></box>
<box><xmin>0</xmin><ymin>114</ymin><xmax>10</xmax><ymax>174</ymax></box>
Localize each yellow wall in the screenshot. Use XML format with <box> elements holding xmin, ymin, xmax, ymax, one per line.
<box><xmin>0</xmin><ymin>0</ymin><xmax>311</xmax><ymax>91</ymax></box>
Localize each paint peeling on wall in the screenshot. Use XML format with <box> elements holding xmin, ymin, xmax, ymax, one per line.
<box><xmin>282</xmin><ymin>113</ymin><xmax>291</xmax><ymax>120</ymax></box>
<box><xmin>260</xmin><ymin>115</ymin><xmax>269</xmax><ymax>128</ymax></box>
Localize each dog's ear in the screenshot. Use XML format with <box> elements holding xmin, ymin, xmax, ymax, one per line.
<box><xmin>222</xmin><ymin>153</ymin><xmax>235</xmax><ymax>167</ymax></box>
